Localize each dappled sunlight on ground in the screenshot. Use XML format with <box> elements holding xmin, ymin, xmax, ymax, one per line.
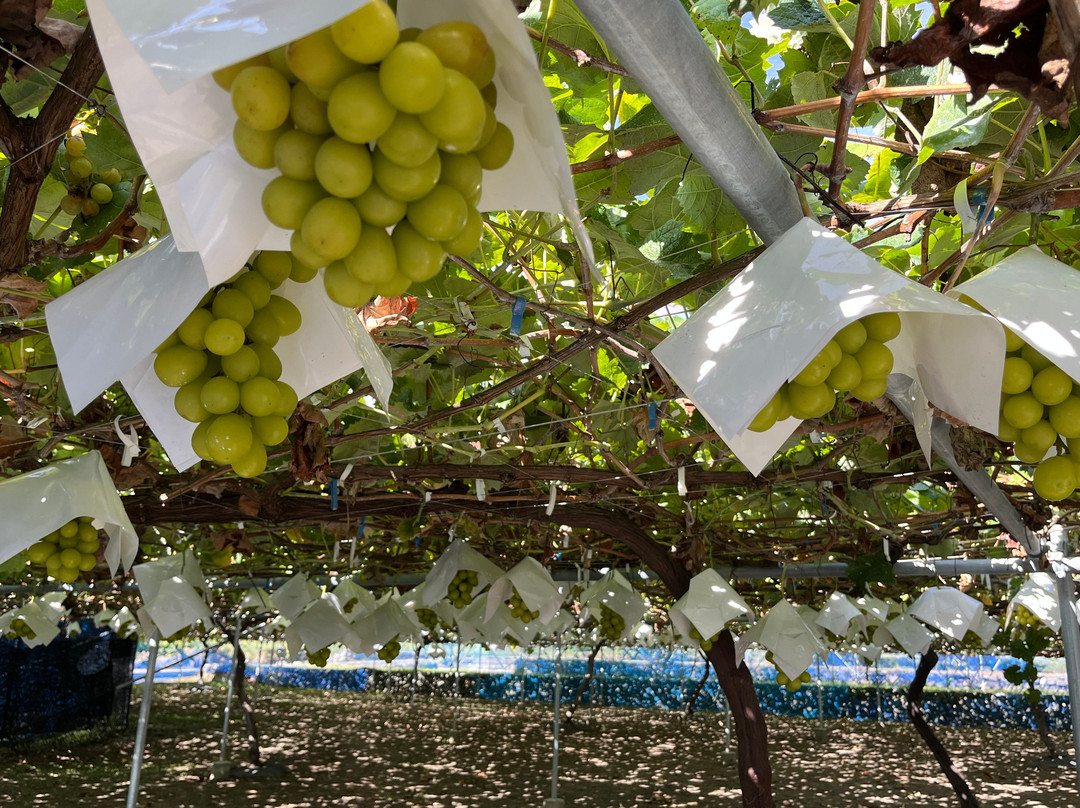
<box><xmin>0</xmin><ymin>685</ymin><xmax>1075</xmax><ymax>807</ymax></box>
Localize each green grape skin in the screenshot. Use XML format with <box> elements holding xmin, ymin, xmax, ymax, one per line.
<box><xmin>230</xmin><ymin>270</ymin><xmax>272</xmax><ymax>310</ymax></box>
<box><xmin>240</xmin><ymin>376</ymin><xmax>281</xmax><ymax>418</ymax></box>
<box><xmin>204</xmin><ymin>318</ymin><xmax>245</xmax><ymax>356</ymax></box>
<box><xmin>438</xmin><ymin>153</ymin><xmax>482</xmax><ymax>206</ymax></box>
<box><xmin>261</xmin><ymin>177</ymin><xmax>326</xmax><ymax>230</ymax></box>
<box><xmin>327</xmin><ymin>73</ymin><xmax>398</xmax><ymax>145</ymax></box>
<box><xmin>266</xmin><ymin>295</ymin><xmax>303</xmax><ymax>336</ymax></box>
<box><xmin>289</xmin><ymin>231</ymin><xmax>328</xmax><ymax>275</ymax></box>
<box><xmin>344</xmin><ymin>226</ymin><xmax>398</xmax><ymax>286</ymax></box>
<box><xmin>82</xmin><ymin>198</ymin><xmax>101</xmax><ymax>217</ymax></box>
<box><xmin>274</xmin><ymin>130</ymin><xmax>325</xmax><ymax>181</ymax></box>
<box><xmin>252</xmin><ymin>344</ymin><xmax>282</xmax><ymax>381</ymax></box>
<box><xmin>90</xmin><ymin>183</ymin><xmax>114</xmax><ymax>204</ymax></box>
<box><xmin>212</xmin><ymin>288</ymin><xmax>255</xmax><ymax>327</ymax></box>
<box><xmin>191</xmin><ymin>420</ymin><xmax>215</xmax><ymax>461</ymax></box>
<box><xmin>378</xmin><ymin>42</ymin><xmax>446</xmax><ymax>115</ymax></box>
<box><xmin>231</xmin><ymin>66</ymin><xmax>291</xmax><ymax>131</ymax></box>
<box><xmin>330</xmin><ymin>0</ymin><xmax>399</xmax><ymax>64</ymax></box>
<box><xmin>200</xmin><ymin>376</ymin><xmax>241</xmax><ymax>415</ymax></box>
<box><xmin>354</xmin><ymin>183</ymin><xmax>407</xmax><ymax>228</ymax></box>
<box><xmin>154</xmin><ymin>345</ymin><xmax>208</xmax><ymax>387</ymax></box>
<box><xmin>233</xmin><ymin>120</ymin><xmax>289</xmax><ymax>169</ymax></box>
<box><xmin>253</xmin><ymin>414</ymin><xmax>290</xmax><ymax>446</ymax></box>
<box><xmin>467</xmin><ymin>47</ymin><xmax>496</xmax><ymax>89</ymax></box>
<box><xmin>69</xmin><ymin>156</ymin><xmax>93</xmax><ymax>179</ymax></box>
<box><xmin>267</xmin><ymin>45</ymin><xmax>296</xmax><ymax>83</ymax></box>
<box><xmin>406</xmin><ymin>184</ymin><xmax>468</xmax><ymax>241</ymax></box>
<box><xmin>96</xmin><ymin>167</ymin><xmax>122</xmax><ymax>185</ymax></box>
<box><xmin>480</xmin><ymin>82</ymin><xmax>497</xmax><ymax>108</ymax></box>
<box><xmin>373</xmin><ymin>149</ymin><xmax>441</xmax><ymax>202</ymax></box>
<box><xmin>175</xmin><ymin>379</ymin><xmax>211</xmax><ymax>423</ymax></box>
<box><xmin>273</xmin><ymin>381</ymin><xmax>299</xmax><ymax>417</ymax></box>
<box><xmin>60</xmin><ymin>194</ymin><xmax>83</xmax><ymax>216</ymax></box>
<box><xmin>374</xmin><ymin>274</ymin><xmax>412</xmax><ymax>299</ymax></box>
<box><xmin>475</xmin><ymin>103</ymin><xmax>497</xmax><ymax>150</ymax></box>
<box><xmin>254</xmin><ymin>251</ymin><xmax>294</xmax><ymax>287</ymax></box>
<box><xmin>246</xmin><ymin>309</ymin><xmax>282</xmax><ymax>346</ymax></box>
<box><xmin>392</xmin><ymin>221</ymin><xmax>447</xmax><ymax>283</ymax></box>
<box><xmin>301</xmin><ymin>197</ymin><xmax>362</xmax><ymax>260</ymax></box>
<box><xmin>212</xmin><ymin>54</ymin><xmax>271</xmax><ymax>91</ymax></box>
<box><xmin>416</xmin><ymin>21</ymin><xmax>490</xmax><ymax>76</ymax></box>
<box><xmin>290</xmin><ymin>83</ymin><xmax>333</xmax><ymax>135</ymax></box>
<box><xmin>376</xmin><ymin>114</ymin><xmax>438</xmax><ymax>168</ymax></box>
<box><xmin>444</xmin><ymin>205</ymin><xmax>483</xmax><ymax>256</ymax></box>
<box><xmin>232</xmin><ymin>440</ymin><xmax>268</xmax><ymax>478</ymax></box>
<box><xmin>206</xmin><ymin>414</ymin><xmax>254</xmax><ymax>464</ymax></box>
<box><xmin>476</xmin><ymin>122</ymin><xmax>514</xmax><ymax>170</ymax></box>
<box><xmin>176</xmin><ymin>307</ymin><xmax>214</xmax><ymax>350</ymax></box>
<box><xmin>221</xmin><ymin>345</ymin><xmax>261</xmax><ymax>383</ymax></box>
<box><xmin>314</xmin><ymin>137</ymin><xmax>373</xmax><ymax>199</ymax></box>
<box><xmin>324</xmin><ymin>261</ymin><xmax>376</xmax><ymax>308</ymax></box>
<box><xmin>418</xmin><ymin>69</ymin><xmax>486</xmax><ymax>153</ymax></box>
<box><xmin>285</xmin><ymin>27</ymin><xmax>357</xmax><ymax>96</ymax></box>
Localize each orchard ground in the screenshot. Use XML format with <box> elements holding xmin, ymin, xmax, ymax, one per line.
<box><xmin>0</xmin><ymin>684</ymin><xmax>1076</xmax><ymax>807</ymax></box>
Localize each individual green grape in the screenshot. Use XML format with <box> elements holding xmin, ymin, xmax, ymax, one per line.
<box><xmin>265</xmin><ymin>295</ymin><xmax>302</xmax><ymax>336</ymax></box>
<box><xmin>376</xmin><ymin>114</ymin><xmax>438</xmax><ymax>168</ymax></box>
<box><xmin>290</xmin><ymin>82</ymin><xmax>333</xmax><ymax>135</ymax></box>
<box><xmin>175</xmin><ymin>379</ymin><xmax>211</xmax><ymax>423</ymax></box>
<box><xmin>90</xmin><ymin>183</ymin><xmax>114</xmax><ymax>204</ymax></box>
<box><xmin>285</xmin><ymin>27</ymin><xmax>357</xmax><ymax>96</ymax></box>
<box><xmin>82</xmin><ymin>199</ymin><xmax>100</xmax><ymax>217</ymax></box>
<box><xmin>191</xmin><ymin>420</ymin><xmax>215</xmax><ymax>461</ymax></box>
<box><xmin>231</xmin><ymin>66</ymin><xmax>291</xmax><ymax>131</ymax></box>
<box><xmin>233</xmin><ymin>120</ymin><xmax>289</xmax><ymax>168</ymax></box>
<box><xmin>300</xmin><ymin>197</ymin><xmax>362</xmax><ymax>260</ymax></box>
<box><xmin>211</xmin><ymin>289</ymin><xmax>255</xmax><ymax>328</ymax></box>
<box><xmin>274</xmin><ymin>129</ymin><xmax>325</xmax><ymax>181</ymax></box>
<box><xmin>240</xmin><ymin>376</ymin><xmax>281</xmax><ymax>418</ymax></box>
<box><xmin>267</xmin><ymin>45</ymin><xmax>296</xmax><ymax>83</ymax></box>
<box><xmin>353</xmin><ymin>183</ymin><xmax>407</xmax><ymax>228</ymax></box>
<box><xmin>231</xmin><ymin>271</ymin><xmax>273</xmax><ymax>310</ymax></box>
<box><xmin>344</xmin><ymin>226</ymin><xmax>398</xmax><ymax>286</ymax></box>
<box><xmin>232</xmin><ymin>440</ymin><xmax>268</xmax><ymax>478</ymax></box>
<box><xmin>314</xmin><ymin>137</ymin><xmax>373</xmax><ymax>199</ymax></box>
<box><xmin>70</xmin><ymin>156</ymin><xmax>93</xmax><ymax>179</ymax></box>
<box><xmin>476</xmin><ymin>122</ymin><xmax>514</xmax><ymax>170</ymax></box>
<box><xmin>177</xmin><ymin>307</ymin><xmax>215</xmax><ymax>350</ymax></box>
<box><xmin>374</xmin><ymin>274</ymin><xmax>412</xmax><ymax>299</ymax></box>
<box><xmin>373</xmin><ymin>149</ymin><xmax>440</xmax><ymax>201</ymax></box>
<box><xmin>204</xmin><ymin>317</ymin><xmax>246</xmax><ymax>356</ymax></box>
<box><xmin>26</xmin><ymin>542</ymin><xmax>53</xmax><ymax>565</ymax></box>
<box><xmin>392</xmin><ymin>221</ymin><xmax>446</xmax><ymax>283</ymax></box>
<box><xmin>221</xmin><ymin>345</ymin><xmax>261</xmax><ymax>383</ymax></box>
<box><xmin>261</xmin><ymin>176</ymin><xmax>326</xmax><ymax>230</ymax></box>
<box><xmin>154</xmin><ymin>344</ymin><xmax>208</xmax><ymax>387</ymax></box>
<box><xmin>95</xmin><ymin>167</ymin><xmax>122</xmax><ymax>185</ymax></box>
<box><xmin>245</xmin><ymin>309</ymin><xmax>282</xmax><ymax>346</ymax></box>
<box><xmin>406</xmin><ymin>184</ymin><xmax>468</xmax><ymax>242</ymax></box>
<box><xmin>323</xmin><ymin>260</ymin><xmax>375</xmax><ymax>308</ymax></box>
<box><xmin>330</xmin><ymin>0</ymin><xmax>399</xmax><ymax>63</ymax></box>
<box><xmin>443</xmin><ymin>205</ymin><xmax>483</xmax><ymax>256</ymax></box>
<box><xmin>438</xmin><ymin>153</ymin><xmax>482</xmax><ymax>206</ymax></box>
<box><xmin>199</xmin><ymin>376</ymin><xmax>240</xmax><ymax>415</ymax></box>
<box><xmin>253</xmin><ymin>414</ymin><xmax>289</xmax><ymax>446</ymax></box>
<box><xmin>416</xmin><ymin>21</ymin><xmax>490</xmax><ymax>76</ymax></box>
<box><xmin>65</xmin><ymin>135</ymin><xmax>87</xmax><ymax>158</ymax></box>
<box><xmin>419</xmin><ymin>69</ymin><xmax>486</xmax><ymax>153</ymax></box>
<box><xmin>273</xmin><ymin>381</ymin><xmax>299</xmax><ymax>417</ymax></box>
<box><xmin>378</xmin><ymin>42</ymin><xmax>446</xmax><ymax>114</ymax></box>
<box><xmin>254</xmin><ymin>251</ymin><xmax>294</xmax><ymax>287</ymax></box>
<box><xmin>60</xmin><ymin>194</ymin><xmax>83</xmax><ymax>216</ymax></box>
<box><xmin>289</xmin><ymin>231</ymin><xmax>328</xmax><ymax>276</ymax></box>
<box><xmin>252</xmin><ymin>344</ymin><xmax>283</xmax><ymax>381</ymax></box>
<box><xmin>327</xmin><ymin>72</ymin><xmax>398</xmax><ymax>145</ymax></box>
<box><xmin>206</xmin><ymin>414</ymin><xmax>254</xmax><ymax>464</ymax></box>
<box><xmin>212</xmin><ymin>53</ymin><xmax>271</xmax><ymax>91</ymax></box>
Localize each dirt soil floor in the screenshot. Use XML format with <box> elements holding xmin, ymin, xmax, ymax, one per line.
<box><xmin>0</xmin><ymin>684</ymin><xmax>1077</xmax><ymax>807</ymax></box>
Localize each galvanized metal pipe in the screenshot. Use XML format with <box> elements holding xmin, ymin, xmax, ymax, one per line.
<box><xmin>552</xmin><ymin>631</ymin><xmax>562</xmax><ymax>801</ymax></box>
<box><xmin>1050</xmin><ymin>526</ymin><xmax>1080</xmax><ymax>801</ymax></box>
<box><xmin>219</xmin><ymin>618</ymin><xmax>240</xmax><ymax>762</ymax></box>
<box><xmin>573</xmin><ymin>0</ymin><xmax>804</xmax><ymax>243</ymax></box>
<box><xmin>125</xmin><ymin>631</ymin><xmax>159</xmax><ymax>808</ymax></box>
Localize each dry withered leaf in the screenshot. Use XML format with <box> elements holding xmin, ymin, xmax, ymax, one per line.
<box><xmin>212</xmin><ymin>528</ymin><xmax>255</xmax><ymax>555</ymax></box>
<box><xmin>290</xmin><ymin>402</ymin><xmax>330</xmax><ymax>484</ymax></box>
<box><xmin>99</xmin><ymin>443</ymin><xmax>158</xmax><ymax>489</ymax></box>
<box><xmin>0</xmin><ymin>276</ymin><xmax>47</xmax><ymax>319</ymax></box>
<box><xmin>361</xmin><ymin>295</ymin><xmax>418</xmax><ymax>334</ymax></box>
<box><xmin>13</xmin><ymin>17</ymin><xmax>82</xmax><ymax>78</ymax></box>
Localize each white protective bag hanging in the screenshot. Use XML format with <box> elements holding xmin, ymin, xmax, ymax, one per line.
<box><xmin>873</xmin><ymin>613</ymin><xmax>934</xmax><ymax>657</ymax></box>
<box><xmin>332</xmin><ymin>578</ymin><xmax>378</xmax><ymax>622</ymax></box>
<box><xmin>580</xmin><ymin>570</ymin><xmax>648</xmax><ymax>642</ymax></box>
<box><xmin>85</xmin><ymin>0</ymin><xmax>593</xmax><ymax>288</ymax></box>
<box><xmin>814</xmin><ymin>591</ymin><xmax>864</xmax><ymax>638</ymax></box>
<box><xmin>133</xmin><ymin>550</ymin><xmax>211</xmax><ymax>638</ymax></box>
<box><xmin>485</xmin><ymin>556</ymin><xmax>563</xmax><ymax>625</ymax></box>
<box><xmin>269</xmin><ymin>573</ymin><xmax>321</xmax><ymax>623</ymax></box>
<box><xmin>350</xmin><ymin>595</ymin><xmax>417</xmax><ymax>656</ymax></box>
<box><xmin>238</xmin><ymin>586</ymin><xmax>275</xmax><ymax>615</ymax></box>
<box><xmin>907</xmin><ymin>586</ymin><xmax>987</xmax><ymax>641</ymax></box>
<box><xmin>8</xmin><ymin>600</ymin><xmax>63</xmax><ymax>648</ymax></box>
<box><xmin>0</xmin><ymin>451</ymin><xmax>138</xmax><ymax>574</ymax></box>
<box><xmin>652</xmin><ymin>218</ymin><xmax>1005</xmax><ymax>474</ymax></box>
<box><xmin>422</xmin><ymin>539</ymin><xmax>503</xmax><ymax>607</ymax></box>
<box><xmin>755</xmin><ymin>599</ymin><xmax>826</xmax><ymax>680</ymax></box>
<box><xmin>47</xmin><ymin>238</ymin><xmax>393</xmax><ymax>471</ymax></box>
<box><xmin>1006</xmin><ymin>572</ymin><xmax>1061</xmax><ymax>631</ymax></box>
<box><xmin>284</xmin><ymin>593</ymin><xmax>352</xmax><ymax>655</ymax></box>
<box><xmin>668</xmin><ymin>568</ymin><xmax>752</xmax><ymax>648</ymax></box>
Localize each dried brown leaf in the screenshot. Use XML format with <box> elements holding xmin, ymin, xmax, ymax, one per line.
<box><xmin>0</xmin><ymin>276</ymin><xmax>47</xmax><ymax>319</ymax></box>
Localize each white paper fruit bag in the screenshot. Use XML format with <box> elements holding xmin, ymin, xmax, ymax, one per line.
<box><xmin>350</xmin><ymin>595</ymin><xmax>416</xmax><ymax>656</ymax></box>
<box><xmin>874</xmin><ymin>613</ymin><xmax>933</xmax><ymax>657</ymax></box>
<box><xmin>814</xmin><ymin>591</ymin><xmax>864</xmax><ymax>638</ymax></box>
<box><xmin>1007</xmin><ymin>572</ymin><xmax>1060</xmax><ymax>630</ymax></box>
<box><xmin>581</xmin><ymin>571</ymin><xmax>647</xmax><ymax>642</ymax></box>
<box><xmin>332</xmin><ymin>578</ymin><xmax>378</xmax><ymax>622</ymax></box>
<box><xmin>284</xmin><ymin>593</ymin><xmax>352</xmax><ymax>655</ymax></box>
<box><xmin>668</xmin><ymin>568</ymin><xmax>752</xmax><ymax>649</ymax></box>
<box><xmin>486</xmin><ymin>556</ymin><xmax>562</xmax><ymax>625</ymax></box>
<box><xmin>133</xmin><ymin>550</ymin><xmax>211</xmax><ymax>638</ymax></box>
<box><xmin>653</xmin><ymin>218</ymin><xmax>1005</xmax><ymax>475</ymax></box>
<box><xmin>0</xmin><ymin>450</ymin><xmax>138</xmax><ymax>574</ymax></box>
<box><xmin>269</xmin><ymin>573</ymin><xmax>321</xmax><ymax>622</ymax></box>
<box><xmin>86</xmin><ymin>0</ymin><xmax>592</xmax><ymax>287</ymax></box>
<box><xmin>422</xmin><ymin>539</ymin><xmax>503</xmax><ymax>608</ymax></box>
<box><xmin>907</xmin><ymin>586</ymin><xmax>987</xmax><ymax>641</ymax></box>
<box><xmin>755</xmin><ymin>599</ymin><xmax>825</xmax><ymax>681</ymax></box>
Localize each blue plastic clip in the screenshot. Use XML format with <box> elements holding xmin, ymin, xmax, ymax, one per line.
<box><xmin>357</xmin><ymin>516</ymin><xmax>366</xmax><ymax>537</ymax></box>
<box><xmin>510</xmin><ymin>296</ymin><xmax>527</xmax><ymax>336</ymax></box>
<box><xmin>971</xmin><ymin>187</ymin><xmax>994</xmax><ymax>225</ymax></box>
<box><xmin>329</xmin><ymin>478</ymin><xmax>338</xmax><ymax>511</ymax></box>
<box><xmin>647</xmin><ymin>401</ymin><xmax>657</xmax><ymax>431</ymax></box>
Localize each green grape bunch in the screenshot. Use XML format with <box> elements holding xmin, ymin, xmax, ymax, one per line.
<box><xmin>507</xmin><ymin>589</ymin><xmax>539</xmax><ymax>624</ymax></box>
<box><xmin>4</xmin><ymin>617</ymin><xmax>37</xmax><ymax>641</ymax></box>
<box><xmin>688</xmin><ymin>624</ymin><xmax>719</xmax><ymax>652</ymax></box>
<box><xmin>25</xmin><ymin>516</ymin><xmax>101</xmax><ymax>584</ymax></box>
<box><xmin>306</xmin><ymin>646</ymin><xmax>331</xmax><ymax>667</ymax></box>
<box><xmin>748</xmin><ymin>312</ymin><xmax>902</xmax><ymax>432</ymax></box>
<box><xmin>59</xmin><ymin>133</ymin><xmax>125</xmax><ymax>219</ymax></box>
<box><xmin>153</xmin><ymin>252</ymin><xmax>303</xmax><ymax>478</ymax></box>
<box><xmin>415</xmin><ymin>607</ymin><xmax>439</xmax><ymax>632</ymax></box>
<box><xmin>212</xmin><ymin>0</ymin><xmax>514</xmax><ymax>309</ymax></box>
<box><xmin>596</xmin><ymin>603</ymin><xmax>626</xmax><ymax>643</ymax></box>
<box><xmin>765</xmin><ymin>650</ymin><xmax>812</xmax><ymax>692</ymax></box>
<box><xmin>446</xmin><ymin>568</ymin><xmax>479</xmax><ymax>608</ymax></box>
<box><xmin>377</xmin><ymin>635</ymin><xmax>401</xmax><ymax>662</ymax></box>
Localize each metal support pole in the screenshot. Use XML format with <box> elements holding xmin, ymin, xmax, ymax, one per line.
<box><xmin>1050</xmin><ymin>525</ymin><xmax>1080</xmax><ymax>795</ymax></box>
<box><xmin>125</xmin><ymin>630</ymin><xmax>159</xmax><ymax>808</ymax></box>
<box><xmin>218</xmin><ymin>617</ymin><xmax>240</xmax><ymax>764</ymax></box>
<box><xmin>252</xmin><ymin>635</ymin><xmax>264</xmax><ymax>707</ymax></box>
<box><xmin>816</xmin><ymin>657</ymin><xmax>824</xmax><ymax>722</ymax></box>
<box><xmin>551</xmin><ymin>631</ymin><xmax>563</xmax><ymax>802</ymax></box>
<box><xmin>451</xmin><ymin>636</ymin><xmax>462</xmax><ymax>738</ymax></box>
<box><xmin>874</xmin><ymin>660</ymin><xmax>883</xmax><ymax>723</ymax></box>
<box><xmin>573</xmin><ymin>0</ymin><xmax>803</xmax><ymax>244</ymax></box>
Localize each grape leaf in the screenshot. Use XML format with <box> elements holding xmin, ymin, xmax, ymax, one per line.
<box><xmin>768</xmin><ymin>0</ymin><xmax>829</xmax><ymax>29</ymax></box>
<box><xmin>83</xmin><ymin>117</ymin><xmax>143</xmax><ymax>176</ymax></box>
<box><xmin>920</xmin><ymin>93</ymin><xmax>995</xmax><ymax>156</ymax></box>
<box><xmin>848</xmin><ymin>551</ymin><xmax>896</xmax><ymax>592</ymax></box>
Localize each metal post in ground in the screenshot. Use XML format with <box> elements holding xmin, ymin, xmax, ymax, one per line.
<box><xmin>125</xmin><ymin>630</ymin><xmax>159</xmax><ymax>808</ymax></box>
<box><xmin>1050</xmin><ymin>525</ymin><xmax>1080</xmax><ymax>797</ymax></box>
<box><xmin>212</xmin><ymin>614</ymin><xmax>241</xmax><ymax>780</ymax></box>
<box><xmin>451</xmin><ymin>633</ymin><xmax>462</xmax><ymax>738</ymax></box>
<box><xmin>544</xmin><ymin>631</ymin><xmax>564</xmax><ymax>808</ymax></box>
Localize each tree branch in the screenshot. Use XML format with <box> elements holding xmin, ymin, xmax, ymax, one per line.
<box><xmin>826</xmin><ymin>0</ymin><xmax>877</xmax><ymax>198</ymax></box>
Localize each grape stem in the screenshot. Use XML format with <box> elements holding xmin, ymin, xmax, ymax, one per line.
<box><xmin>32</xmin><ymin>203</ymin><xmax>62</xmax><ymax>240</ymax></box>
